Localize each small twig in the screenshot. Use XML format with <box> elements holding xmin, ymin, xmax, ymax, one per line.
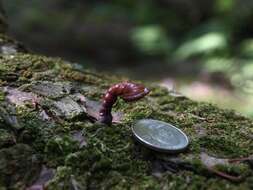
<box><xmin>207</xmin><ymin>166</ymin><xmax>242</xmax><ymax>182</ymax></box>
<box><xmin>229</xmin><ymin>157</ymin><xmax>252</xmax><ymax>163</ymax></box>
<box><xmin>188</xmin><ymin>113</ymin><xmax>206</xmax><ymax>121</ymax></box>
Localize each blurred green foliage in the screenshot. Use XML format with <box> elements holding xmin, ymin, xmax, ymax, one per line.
<box><xmin>174</xmin><ymin>32</ymin><xmax>227</xmax><ymax>60</ymax></box>
<box><xmin>2</xmin><ymin>0</ymin><xmax>253</xmax><ymax>115</ymax></box>
<box><xmin>240</xmin><ymin>39</ymin><xmax>253</xmax><ymax>58</ymax></box>
<box><xmin>131</xmin><ymin>25</ymin><xmax>171</xmax><ymax>56</ymax></box>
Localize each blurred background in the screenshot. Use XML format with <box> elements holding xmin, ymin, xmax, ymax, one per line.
<box><xmin>2</xmin><ymin>0</ymin><xmax>253</xmax><ymax>117</ymax></box>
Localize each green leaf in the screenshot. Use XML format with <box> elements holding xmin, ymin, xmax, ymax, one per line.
<box><xmin>174</xmin><ymin>32</ymin><xmax>227</xmax><ymax>60</ymax></box>
<box><xmin>131</xmin><ymin>25</ymin><xmax>171</xmax><ymax>55</ymax></box>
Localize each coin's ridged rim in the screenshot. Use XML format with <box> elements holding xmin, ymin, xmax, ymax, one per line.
<box><xmin>132</xmin><ymin>119</ymin><xmax>189</xmax><ymax>153</ymax></box>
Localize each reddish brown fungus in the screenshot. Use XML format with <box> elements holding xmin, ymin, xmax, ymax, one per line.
<box><xmin>99</xmin><ymin>82</ymin><xmax>150</xmax><ymax>125</ymax></box>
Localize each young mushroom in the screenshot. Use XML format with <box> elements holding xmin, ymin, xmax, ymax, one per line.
<box><xmin>99</xmin><ymin>82</ymin><xmax>150</xmax><ymax>125</ymax></box>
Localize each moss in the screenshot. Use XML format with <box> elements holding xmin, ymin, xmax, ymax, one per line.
<box><xmin>45</xmin><ymin>135</ymin><xmax>79</xmax><ymax>167</ymax></box>
<box><xmin>17</xmin><ymin>111</ymin><xmax>57</xmax><ymax>153</ymax></box>
<box><xmin>0</xmin><ymin>90</ymin><xmax>5</xmax><ymax>101</ymax></box>
<box><xmin>0</xmin><ymin>54</ymin><xmax>58</xmax><ymax>84</ymax></box>
<box><xmin>163</xmin><ymin>171</ymin><xmax>250</xmax><ymax>190</ymax></box>
<box><xmin>62</xmin><ymin>123</ymin><xmax>152</xmax><ymax>189</ymax></box>
<box><xmin>1</xmin><ymin>52</ymin><xmax>253</xmax><ymax>189</ymax></box>
<box><xmin>60</xmin><ymin>66</ymin><xmax>87</xmax><ymax>82</ymax></box>
<box><xmin>46</xmin><ymin>166</ymin><xmax>77</xmax><ymax>190</ymax></box>
<box><xmin>198</xmin><ymin>136</ymin><xmax>250</xmax><ymax>157</ymax></box>
<box><xmin>149</xmin><ymin>85</ymin><xmax>169</xmax><ymax>97</ymax></box>
<box><xmin>0</xmin><ymin>144</ymin><xmax>41</xmax><ymax>189</ymax></box>
<box><xmin>121</xmin><ymin>101</ymin><xmax>154</xmax><ymax>123</ymax></box>
<box><xmin>0</xmin><ymin>129</ymin><xmax>15</xmax><ymax>148</ymax></box>
<box><xmin>215</xmin><ymin>163</ymin><xmax>251</xmax><ymax>179</ymax></box>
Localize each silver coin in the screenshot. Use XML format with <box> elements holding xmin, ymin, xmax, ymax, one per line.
<box><xmin>132</xmin><ymin>119</ymin><xmax>189</xmax><ymax>153</ymax></box>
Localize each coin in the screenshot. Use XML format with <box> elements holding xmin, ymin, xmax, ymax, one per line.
<box><xmin>132</xmin><ymin>119</ymin><xmax>189</xmax><ymax>153</ymax></box>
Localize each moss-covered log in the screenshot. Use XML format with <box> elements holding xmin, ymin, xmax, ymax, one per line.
<box><xmin>0</xmin><ymin>5</ymin><xmax>253</xmax><ymax>190</ymax></box>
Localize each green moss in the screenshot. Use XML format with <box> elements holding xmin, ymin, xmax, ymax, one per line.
<box><xmin>198</xmin><ymin>136</ymin><xmax>250</xmax><ymax>157</ymax></box>
<box><xmin>0</xmin><ymin>90</ymin><xmax>5</xmax><ymax>101</ymax></box>
<box><xmin>1</xmin><ymin>52</ymin><xmax>253</xmax><ymax>189</ymax></box>
<box><xmin>0</xmin><ymin>144</ymin><xmax>41</xmax><ymax>189</ymax></box>
<box><xmin>0</xmin><ymin>129</ymin><xmax>15</xmax><ymax>148</ymax></box>
<box><xmin>122</xmin><ymin>101</ymin><xmax>154</xmax><ymax>123</ymax></box>
<box><xmin>0</xmin><ymin>54</ymin><xmax>58</xmax><ymax>84</ymax></box>
<box><xmin>46</xmin><ymin>166</ymin><xmax>77</xmax><ymax>190</ymax></box>
<box><xmin>45</xmin><ymin>135</ymin><xmax>79</xmax><ymax>167</ymax></box>
<box><xmin>215</xmin><ymin>163</ymin><xmax>251</xmax><ymax>179</ymax></box>
<box><xmin>17</xmin><ymin>111</ymin><xmax>56</xmax><ymax>152</ymax></box>
<box><xmin>62</xmin><ymin>123</ymin><xmax>152</xmax><ymax>188</ymax></box>
<box><xmin>149</xmin><ymin>85</ymin><xmax>169</xmax><ymax>97</ymax></box>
